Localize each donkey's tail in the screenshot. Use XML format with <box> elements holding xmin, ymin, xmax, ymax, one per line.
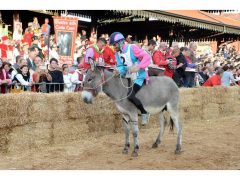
<box><xmin>169</xmin><ymin>117</ymin><xmax>174</xmax><ymax>132</ymax></box>
<box><xmin>162</xmin><ymin>105</ymin><xmax>174</xmax><ymax>132</ymax></box>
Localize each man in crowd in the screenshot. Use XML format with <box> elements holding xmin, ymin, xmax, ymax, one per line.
<box><xmin>47</xmin><ymin>58</ymin><xmax>64</xmax><ymax>92</ymax></box>
<box><xmin>103</xmin><ymin>39</ymin><xmax>116</xmax><ymax>67</ymax></box>
<box><xmin>31</xmin><ymin>35</ymin><xmax>44</xmax><ymax>59</ymax></box>
<box><xmin>41</xmin><ymin>18</ymin><xmax>51</xmax><ymax>37</ymax></box>
<box><xmin>27</xmin><ymin>46</ymin><xmax>37</xmax><ymax>71</ymax></box>
<box><xmin>82</xmin><ymin>37</ymin><xmax>107</xmax><ymax>69</ymax></box>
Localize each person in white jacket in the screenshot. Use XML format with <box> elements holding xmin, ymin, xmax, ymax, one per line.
<box><xmin>63</xmin><ymin>66</ymin><xmax>73</xmax><ymax>92</ymax></box>
<box><xmin>12</xmin><ymin>65</ymin><xmax>33</xmax><ymax>91</ymax></box>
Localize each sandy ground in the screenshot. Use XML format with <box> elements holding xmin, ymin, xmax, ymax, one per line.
<box><xmin>0</xmin><ymin>116</ymin><xmax>240</xmax><ymax>170</ymax></box>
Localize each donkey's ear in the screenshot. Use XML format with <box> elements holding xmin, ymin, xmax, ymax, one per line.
<box><xmin>88</xmin><ymin>58</ymin><xmax>96</xmax><ymax>71</ymax></box>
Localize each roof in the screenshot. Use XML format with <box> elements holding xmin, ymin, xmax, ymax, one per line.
<box><xmin>116</xmin><ymin>10</ymin><xmax>240</xmax><ymax>35</ymax></box>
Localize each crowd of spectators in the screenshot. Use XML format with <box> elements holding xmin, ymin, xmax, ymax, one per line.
<box><xmin>0</xmin><ymin>16</ymin><xmax>240</xmax><ymax>94</ymax></box>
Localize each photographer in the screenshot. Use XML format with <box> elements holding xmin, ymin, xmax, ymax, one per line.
<box><xmin>32</xmin><ymin>56</ymin><xmax>52</xmax><ymax>92</ymax></box>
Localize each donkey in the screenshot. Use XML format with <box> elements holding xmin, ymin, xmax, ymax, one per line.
<box><xmin>82</xmin><ymin>64</ymin><xmax>182</xmax><ymax>157</ymax></box>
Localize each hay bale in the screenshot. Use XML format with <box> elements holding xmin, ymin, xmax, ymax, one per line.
<box><xmin>7</xmin><ymin>122</ymin><xmax>52</xmax><ymax>153</ymax></box>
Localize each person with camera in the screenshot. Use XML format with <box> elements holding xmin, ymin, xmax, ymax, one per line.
<box><xmin>47</xmin><ymin>58</ymin><xmax>64</xmax><ymax>92</ymax></box>
<box><xmin>32</xmin><ymin>56</ymin><xmax>52</xmax><ymax>92</ymax></box>
<box><xmin>152</xmin><ymin>42</ymin><xmax>178</xmax><ymax>78</ymax></box>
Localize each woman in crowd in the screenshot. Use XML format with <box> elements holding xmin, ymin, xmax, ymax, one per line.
<box><xmin>12</xmin><ymin>65</ymin><xmax>33</xmax><ymax>91</ymax></box>
<box><xmin>0</xmin><ymin>59</ymin><xmax>12</xmax><ymax>93</ymax></box>
<box><xmin>183</xmin><ymin>48</ymin><xmax>197</xmax><ymax>87</ymax></box>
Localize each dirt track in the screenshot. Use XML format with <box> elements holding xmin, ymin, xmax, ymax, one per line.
<box><xmin>0</xmin><ymin>116</ymin><xmax>239</xmax><ymax>170</ymax></box>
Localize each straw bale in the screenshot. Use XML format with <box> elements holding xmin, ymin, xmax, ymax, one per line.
<box><xmin>53</xmin><ymin>120</ymin><xmax>89</xmax><ymax>144</ymax></box>
<box><xmin>7</xmin><ymin>122</ymin><xmax>52</xmax><ymax>153</ymax></box>
<box><xmin>0</xmin><ymin>128</ymin><xmax>12</xmax><ymax>153</ymax></box>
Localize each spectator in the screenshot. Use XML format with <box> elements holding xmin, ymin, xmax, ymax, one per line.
<box><xmin>198</xmin><ymin>66</ymin><xmax>209</xmax><ymax>85</ymax></box>
<box><xmin>12</xmin><ymin>65</ymin><xmax>33</xmax><ymax>91</ymax></box>
<box><xmin>189</xmin><ymin>42</ymin><xmax>198</xmax><ymax>63</ymax></box>
<box><xmin>31</xmin><ymin>36</ymin><xmax>44</xmax><ymax>60</ymax></box>
<box><xmin>23</xmin><ymin>27</ymin><xmax>34</xmax><ymax>46</ymax></box>
<box><xmin>183</xmin><ymin>48</ymin><xmax>197</xmax><ymax>87</ymax></box>
<box><xmin>49</xmin><ymin>43</ymin><xmax>59</xmax><ymax>60</ymax></box>
<box><xmin>152</xmin><ymin>42</ymin><xmax>173</xmax><ymax>77</ymax></box>
<box><xmin>81</xmin><ymin>30</ymin><xmax>87</xmax><ymax>41</ymax></box>
<box><xmin>103</xmin><ymin>41</ymin><xmax>116</xmax><ymax>66</ymax></box>
<box><xmin>221</xmin><ymin>65</ymin><xmax>236</xmax><ymax>86</ymax></box>
<box><xmin>27</xmin><ymin>46</ymin><xmax>37</xmax><ymax>71</ymax></box>
<box><xmin>82</xmin><ymin>37</ymin><xmax>107</xmax><ymax>69</ymax></box>
<box><xmin>32</xmin><ymin>17</ymin><xmax>40</xmax><ymax>34</ymax></box>
<box><xmin>0</xmin><ymin>36</ymin><xmax>13</xmax><ymax>61</ymax></box>
<box><xmin>203</xmin><ymin>68</ymin><xmax>224</xmax><ymax>87</ymax></box>
<box><xmin>47</xmin><ymin>58</ymin><xmax>64</xmax><ymax>92</ymax></box>
<box><xmin>62</xmin><ymin>66</ymin><xmax>74</xmax><ymax>92</ymax></box>
<box><xmin>0</xmin><ymin>58</ymin><xmax>12</xmax><ymax>93</ymax></box>
<box><xmin>13</xmin><ymin>55</ymin><xmax>23</xmax><ymax>70</ymax></box>
<box><xmin>32</xmin><ymin>56</ymin><xmax>52</xmax><ymax>92</ymax></box>
<box><xmin>174</xmin><ymin>47</ymin><xmax>188</xmax><ymax>87</ymax></box>
<box><xmin>41</xmin><ymin>18</ymin><xmax>51</xmax><ymax>37</ymax></box>
<box><xmin>145</xmin><ymin>39</ymin><xmax>157</xmax><ymax>59</ymax></box>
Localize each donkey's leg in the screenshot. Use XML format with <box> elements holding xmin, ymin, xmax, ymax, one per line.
<box><xmin>167</xmin><ymin>103</ymin><xmax>182</xmax><ymax>154</ymax></box>
<box><xmin>122</xmin><ymin>114</ymin><xmax>130</xmax><ymax>154</ymax></box>
<box><xmin>152</xmin><ymin>111</ymin><xmax>165</xmax><ymax>148</ymax></box>
<box><xmin>130</xmin><ymin>113</ymin><xmax>139</xmax><ymax>157</ymax></box>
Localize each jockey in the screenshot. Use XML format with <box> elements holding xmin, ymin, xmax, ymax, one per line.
<box><xmin>109</xmin><ymin>32</ymin><xmax>151</xmax><ymax>126</ymax></box>
<box><xmin>82</xmin><ymin>37</ymin><xmax>107</xmax><ymax>69</ymax></box>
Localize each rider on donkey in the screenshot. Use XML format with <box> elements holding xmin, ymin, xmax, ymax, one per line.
<box><xmin>109</xmin><ymin>32</ymin><xmax>151</xmax><ymax>126</ymax></box>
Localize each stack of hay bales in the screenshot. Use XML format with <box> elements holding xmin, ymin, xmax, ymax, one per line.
<box><xmin>0</xmin><ymin>86</ymin><xmax>239</xmax><ymax>154</ymax></box>
<box><xmin>179</xmin><ymin>86</ymin><xmax>240</xmax><ymax>121</ymax></box>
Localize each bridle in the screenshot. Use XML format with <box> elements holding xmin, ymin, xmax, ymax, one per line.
<box><xmin>83</xmin><ymin>68</ymin><xmax>115</xmax><ymax>96</ymax></box>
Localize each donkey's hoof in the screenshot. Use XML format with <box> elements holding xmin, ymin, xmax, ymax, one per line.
<box><xmin>122</xmin><ymin>149</ymin><xmax>128</xmax><ymax>154</ymax></box>
<box><xmin>131</xmin><ymin>151</ymin><xmax>138</xmax><ymax>157</ymax></box>
<box><xmin>152</xmin><ymin>143</ymin><xmax>158</xmax><ymax>148</ymax></box>
<box><xmin>175</xmin><ymin>149</ymin><xmax>182</xmax><ymax>155</ymax></box>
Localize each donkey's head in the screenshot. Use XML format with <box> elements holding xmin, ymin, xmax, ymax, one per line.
<box><xmin>82</xmin><ymin>59</ymin><xmax>105</xmax><ymax>104</ymax></box>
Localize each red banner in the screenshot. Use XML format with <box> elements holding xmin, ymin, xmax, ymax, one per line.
<box><xmin>53</xmin><ymin>16</ymin><xmax>78</xmax><ymax>66</ymax></box>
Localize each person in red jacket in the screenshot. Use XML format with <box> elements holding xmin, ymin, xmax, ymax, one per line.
<box><xmin>103</xmin><ymin>44</ymin><xmax>116</xmax><ymax>66</ymax></box>
<box><xmin>0</xmin><ymin>36</ymin><xmax>13</xmax><ymax>61</ymax></box>
<box><xmin>203</xmin><ymin>68</ymin><xmax>224</xmax><ymax>87</ymax></box>
<box><xmin>152</xmin><ymin>42</ymin><xmax>179</xmax><ymax>78</ymax></box>
<box><xmin>82</xmin><ymin>37</ymin><xmax>107</xmax><ymax>69</ymax></box>
<box><xmin>23</xmin><ymin>27</ymin><xmax>34</xmax><ymax>46</ymax></box>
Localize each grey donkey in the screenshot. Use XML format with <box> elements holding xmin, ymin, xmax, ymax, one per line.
<box><xmin>82</xmin><ymin>65</ymin><xmax>182</xmax><ymax>157</ymax></box>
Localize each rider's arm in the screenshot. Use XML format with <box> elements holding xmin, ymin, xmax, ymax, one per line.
<box><xmin>131</xmin><ymin>45</ymin><xmax>150</xmax><ymax>69</ymax></box>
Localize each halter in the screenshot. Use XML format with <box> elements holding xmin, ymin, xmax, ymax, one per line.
<box><xmin>83</xmin><ymin>68</ymin><xmax>114</xmax><ymax>96</ymax></box>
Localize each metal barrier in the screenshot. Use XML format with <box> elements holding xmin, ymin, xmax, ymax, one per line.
<box><xmin>0</xmin><ymin>82</ymin><xmax>83</xmax><ymax>94</ymax></box>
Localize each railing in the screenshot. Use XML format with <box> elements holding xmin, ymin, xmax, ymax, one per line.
<box><xmin>0</xmin><ymin>82</ymin><xmax>83</xmax><ymax>94</ymax></box>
